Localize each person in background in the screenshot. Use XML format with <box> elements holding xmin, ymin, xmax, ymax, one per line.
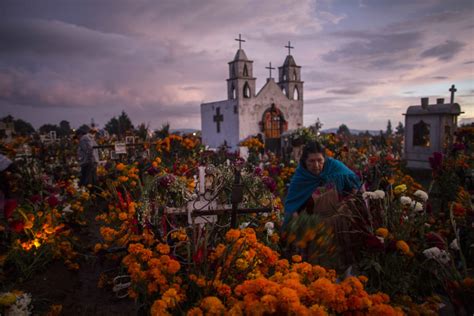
<box><xmin>77</xmin><ymin>126</ymin><xmax>99</xmax><ymax>187</ymax></box>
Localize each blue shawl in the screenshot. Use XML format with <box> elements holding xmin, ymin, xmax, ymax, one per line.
<box><xmin>283</xmin><ymin>158</ymin><xmax>361</xmax><ymax>225</ymax></box>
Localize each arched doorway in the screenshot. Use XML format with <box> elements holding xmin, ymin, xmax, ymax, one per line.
<box><xmin>260</xmin><ymin>104</ymin><xmax>288</xmax><ymax>154</ymax></box>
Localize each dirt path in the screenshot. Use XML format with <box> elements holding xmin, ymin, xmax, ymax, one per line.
<box><xmin>16</xmin><ymin>202</ymin><xmax>138</xmax><ymax>315</ymax></box>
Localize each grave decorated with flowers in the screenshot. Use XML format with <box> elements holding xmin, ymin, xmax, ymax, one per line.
<box><xmin>0</xmin><ymin>127</ymin><xmax>473</xmax><ymax>315</ymax></box>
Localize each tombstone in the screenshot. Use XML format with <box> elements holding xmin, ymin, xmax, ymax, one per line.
<box><xmin>404</xmin><ymin>85</ymin><xmax>462</xmax><ymax>169</ymax></box>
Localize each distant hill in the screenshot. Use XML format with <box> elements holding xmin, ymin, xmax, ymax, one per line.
<box><xmin>321</xmin><ymin>128</ymin><xmax>381</xmax><ymax>136</ymax></box>
<box><xmin>170</xmin><ymin>128</ymin><xmax>199</xmax><ymax>135</ymax></box>
<box><xmin>460</xmin><ymin>117</ymin><xmax>473</xmax><ymax>126</ymax></box>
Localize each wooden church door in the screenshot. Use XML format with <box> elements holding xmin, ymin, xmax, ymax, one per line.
<box><xmin>261</xmin><ymin>104</ymin><xmax>287</xmax><ymax>154</ymax></box>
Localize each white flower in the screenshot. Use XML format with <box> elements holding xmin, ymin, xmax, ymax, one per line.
<box><xmin>265</xmin><ymin>222</ymin><xmax>275</xmax><ymax>230</ymax></box>
<box><xmin>362</xmin><ymin>192</ymin><xmax>374</xmax><ymax>199</ymax></box>
<box><xmin>411</xmin><ymin>201</ymin><xmax>424</xmax><ymax>212</ymax></box>
<box><xmin>362</xmin><ymin>191</ymin><xmax>383</xmax><ymax>200</ymax></box>
<box><xmin>450</xmin><ymin>239</ymin><xmax>460</xmax><ymax>251</ymax></box>
<box><xmin>239</xmin><ymin>222</ymin><xmax>250</xmax><ymax>229</ymax></box>
<box><xmin>422</xmin><ymin>247</ymin><xmax>451</xmax><ymax>264</ymax></box>
<box><xmin>376</xmin><ymin>236</ymin><xmax>385</xmax><ymax>244</ymax></box>
<box><xmin>413</xmin><ymin>190</ymin><xmax>429</xmax><ymax>202</ymax></box>
<box><xmin>374</xmin><ymin>190</ymin><xmax>385</xmax><ymax>199</ymax></box>
<box><xmin>400</xmin><ymin>196</ymin><xmax>412</xmax><ymax>206</ymax></box>
<box><xmin>423</xmin><ymin>247</ymin><xmax>441</xmax><ymax>259</ymax></box>
<box><xmin>62</xmin><ymin>204</ymin><xmax>73</xmax><ymax>214</ymax></box>
<box><xmin>6</xmin><ymin>293</ymin><xmax>32</xmax><ymax>316</ymax></box>
<box><xmin>265</xmin><ymin>222</ymin><xmax>275</xmax><ymax>236</ymax></box>
<box><xmin>438</xmin><ymin>250</ymin><xmax>450</xmax><ymax>264</ymax></box>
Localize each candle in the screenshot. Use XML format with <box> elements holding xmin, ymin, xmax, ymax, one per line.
<box><xmin>198</xmin><ymin>166</ymin><xmax>206</xmax><ymax>194</ymax></box>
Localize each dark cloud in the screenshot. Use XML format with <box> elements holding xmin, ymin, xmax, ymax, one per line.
<box><xmin>432</xmin><ymin>76</ymin><xmax>448</xmax><ymax>80</ymax></box>
<box><xmin>0</xmin><ymin>19</ymin><xmax>128</xmax><ymax>57</ymax></box>
<box><xmin>420</xmin><ymin>40</ymin><xmax>466</xmax><ymax>61</ymax></box>
<box><xmin>403</xmin><ymin>91</ymin><xmax>415</xmax><ymax>94</ymax></box>
<box><xmin>327</xmin><ymin>87</ymin><xmax>364</xmax><ymax>95</ymax></box>
<box><xmin>463</xmin><ymin>60</ymin><xmax>474</xmax><ymax>64</ymax></box>
<box><xmin>322</xmin><ymin>31</ymin><xmax>422</xmax><ymax>68</ymax></box>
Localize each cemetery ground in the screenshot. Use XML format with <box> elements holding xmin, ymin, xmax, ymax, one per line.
<box><xmin>1</xmin><ymin>128</ymin><xmax>473</xmax><ymax>315</ymax></box>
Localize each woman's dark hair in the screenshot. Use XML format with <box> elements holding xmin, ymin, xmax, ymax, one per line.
<box><xmin>300</xmin><ymin>141</ymin><xmax>325</xmax><ymax>168</ymax></box>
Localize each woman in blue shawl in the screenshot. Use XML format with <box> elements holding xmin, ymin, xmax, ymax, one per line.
<box><xmin>284</xmin><ymin>141</ymin><xmax>361</xmax><ymax>225</ymax></box>
<box><xmin>283</xmin><ymin>141</ymin><xmax>362</xmax><ymax>267</ymax></box>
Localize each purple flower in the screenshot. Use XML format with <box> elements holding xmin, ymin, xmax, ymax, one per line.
<box><xmin>262</xmin><ymin>176</ymin><xmax>276</xmax><ymax>193</ymax></box>
<box><xmin>254</xmin><ymin>167</ymin><xmax>263</xmax><ymax>176</ymax></box>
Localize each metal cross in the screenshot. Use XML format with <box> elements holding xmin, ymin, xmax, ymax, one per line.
<box><xmin>285</xmin><ymin>41</ymin><xmax>294</xmax><ymax>55</ymax></box>
<box><xmin>235</xmin><ymin>34</ymin><xmax>245</xmax><ymax>49</ymax></box>
<box><xmin>213</xmin><ymin>107</ymin><xmax>224</xmax><ymax>133</ymax></box>
<box><xmin>449</xmin><ymin>84</ymin><xmax>457</xmax><ymax>104</ymax></box>
<box><xmin>266</xmin><ymin>62</ymin><xmax>275</xmax><ymax>79</ymax></box>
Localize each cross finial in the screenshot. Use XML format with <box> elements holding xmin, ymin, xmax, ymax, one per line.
<box><xmin>265</xmin><ymin>62</ymin><xmax>275</xmax><ymax>79</ymax></box>
<box><xmin>235</xmin><ymin>34</ymin><xmax>245</xmax><ymax>50</ymax></box>
<box><xmin>284</xmin><ymin>41</ymin><xmax>294</xmax><ymax>55</ymax></box>
<box><xmin>449</xmin><ymin>84</ymin><xmax>457</xmax><ymax>104</ymax></box>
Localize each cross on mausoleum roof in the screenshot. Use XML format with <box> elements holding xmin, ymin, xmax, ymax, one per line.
<box><xmin>449</xmin><ymin>84</ymin><xmax>457</xmax><ymax>104</ymax></box>
<box><xmin>285</xmin><ymin>41</ymin><xmax>294</xmax><ymax>55</ymax></box>
<box><xmin>213</xmin><ymin>107</ymin><xmax>223</xmax><ymax>133</ymax></box>
<box><xmin>235</xmin><ymin>34</ymin><xmax>245</xmax><ymax>49</ymax></box>
<box><xmin>265</xmin><ymin>62</ymin><xmax>275</xmax><ymax>79</ymax></box>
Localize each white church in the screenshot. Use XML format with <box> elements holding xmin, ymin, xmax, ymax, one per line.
<box><xmin>201</xmin><ymin>36</ymin><xmax>303</xmax><ymax>153</ymax></box>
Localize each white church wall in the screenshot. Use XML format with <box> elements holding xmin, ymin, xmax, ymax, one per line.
<box><xmin>201</xmin><ymin>100</ymin><xmax>239</xmax><ymax>150</ymax></box>
<box><xmin>238</xmin><ymin>79</ymin><xmax>303</xmax><ymax>141</ymax></box>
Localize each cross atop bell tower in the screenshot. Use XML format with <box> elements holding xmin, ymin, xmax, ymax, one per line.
<box><xmin>278</xmin><ymin>41</ymin><xmax>303</xmax><ymax>101</ymax></box>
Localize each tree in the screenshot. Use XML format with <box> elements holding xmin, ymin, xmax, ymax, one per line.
<box><xmin>155</xmin><ymin>122</ymin><xmax>170</xmax><ymax>139</ymax></box>
<box><xmin>386</xmin><ymin>120</ymin><xmax>393</xmax><ymax>136</ymax></box>
<box><xmin>136</xmin><ymin>123</ymin><xmax>149</xmax><ymax>140</ymax></box>
<box><xmin>337</xmin><ymin>124</ymin><xmax>350</xmax><ymax>136</ymax></box>
<box><xmin>58</xmin><ymin>120</ymin><xmax>72</xmax><ymax>137</ymax></box>
<box><xmin>39</xmin><ymin>124</ymin><xmax>59</xmax><ymax>134</ymax></box>
<box><xmin>105</xmin><ymin>111</ymin><xmax>134</xmax><ymax>137</ymax></box>
<box><xmin>14</xmin><ymin>119</ymin><xmax>35</xmax><ymax>135</ymax></box>
<box><xmin>395</xmin><ymin>122</ymin><xmax>404</xmax><ymax>135</ymax></box>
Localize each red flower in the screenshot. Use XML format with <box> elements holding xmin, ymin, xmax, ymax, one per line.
<box><xmin>47</xmin><ymin>195</ymin><xmax>59</xmax><ymax>207</ymax></box>
<box><xmin>365</xmin><ymin>235</ymin><xmax>384</xmax><ymax>252</ymax></box>
<box><xmin>425</xmin><ymin>232</ymin><xmax>446</xmax><ymax>250</ymax></box>
<box><xmin>10</xmin><ymin>220</ymin><xmax>25</xmax><ymax>233</ymax></box>
<box><xmin>4</xmin><ymin>199</ymin><xmax>17</xmax><ymax>219</ymax></box>
<box><xmin>29</xmin><ymin>194</ymin><xmax>42</xmax><ymax>204</ymax></box>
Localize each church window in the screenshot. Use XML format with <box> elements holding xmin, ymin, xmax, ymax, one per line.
<box><xmin>413</xmin><ymin>120</ymin><xmax>430</xmax><ymax>147</ymax></box>
<box><xmin>243</xmin><ymin>82</ymin><xmax>251</xmax><ymax>98</ymax></box>
<box><xmin>293</xmin><ymin>70</ymin><xmax>297</xmax><ymax>81</ymax></box>
<box><xmin>231</xmin><ymin>84</ymin><xmax>236</xmax><ymax>99</ymax></box>
<box><xmin>283</xmin><ymin>73</ymin><xmax>287</xmax><ymax>81</ymax></box>
<box><xmin>282</xmin><ymin>87</ymin><xmax>286</xmax><ymax>96</ymax></box>
<box><xmin>243</xmin><ymin>64</ymin><xmax>248</xmax><ymax>77</ymax></box>
<box><xmin>293</xmin><ymin>86</ymin><xmax>299</xmax><ymax>100</ymax></box>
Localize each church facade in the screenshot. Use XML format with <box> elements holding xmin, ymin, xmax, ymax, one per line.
<box><xmin>201</xmin><ymin>44</ymin><xmax>303</xmax><ymax>153</ymax></box>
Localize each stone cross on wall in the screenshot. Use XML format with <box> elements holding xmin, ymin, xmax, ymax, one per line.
<box><xmin>235</xmin><ymin>34</ymin><xmax>245</xmax><ymax>50</ymax></box>
<box><xmin>449</xmin><ymin>84</ymin><xmax>457</xmax><ymax>104</ymax></box>
<box><xmin>285</xmin><ymin>41</ymin><xmax>294</xmax><ymax>55</ymax></box>
<box><xmin>213</xmin><ymin>107</ymin><xmax>223</xmax><ymax>133</ymax></box>
<box><xmin>266</xmin><ymin>62</ymin><xmax>275</xmax><ymax>79</ymax></box>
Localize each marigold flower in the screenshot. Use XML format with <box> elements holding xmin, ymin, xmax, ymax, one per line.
<box><xmin>116</xmin><ymin>163</ymin><xmax>126</xmax><ymax>171</ymax></box>
<box><xmin>291</xmin><ymin>255</ymin><xmax>302</xmax><ymax>263</ymax></box>
<box><xmin>200</xmin><ymin>296</ymin><xmax>225</xmax><ymax>314</ymax></box>
<box><xmin>396</xmin><ymin>240</ymin><xmax>410</xmax><ymax>255</ymax></box>
<box><xmin>167</xmin><ymin>260</ymin><xmax>181</xmax><ymax>274</ymax></box>
<box><xmin>186</xmin><ymin>307</ymin><xmax>203</xmax><ymax>316</ymax></box>
<box><xmin>156</xmin><ymin>243</ymin><xmax>170</xmax><ymax>254</ymax></box>
<box><xmin>394</xmin><ymin>184</ymin><xmax>407</xmax><ymax>195</ymax></box>
<box><xmin>375</xmin><ymin>228</ymin><xmax>389</xmax><ymax>238</ymax></box>
<box><xmin>225</xmin><ymin>229</ymin><xmax>241</xmax><ymax>242</ymax></box>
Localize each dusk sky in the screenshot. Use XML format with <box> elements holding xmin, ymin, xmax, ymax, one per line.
<box><xmin>1</xmin><ymin>0</ymin><xmax>473</xmax><ymax>131</ymax></box>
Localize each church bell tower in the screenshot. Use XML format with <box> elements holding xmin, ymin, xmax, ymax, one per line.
<box><xmin>278</xmin><ymin>41</ymin><xmax>303</xmax><ymax>101</ymax></box>
<box><xmin>227</xmin><ymin>34</ymin><xmax>256</xmax><ymax>100</ymax></box>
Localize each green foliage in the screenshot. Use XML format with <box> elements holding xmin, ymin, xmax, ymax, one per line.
<box><xmin>337</xmin><ymin>124</ymin><xmax>350</xmax><ymax>136</ymax></box>
<box><xmin>105</xmin><ymin>111</ymin><xmax>134</xmax><ymax>136</ymax></box>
